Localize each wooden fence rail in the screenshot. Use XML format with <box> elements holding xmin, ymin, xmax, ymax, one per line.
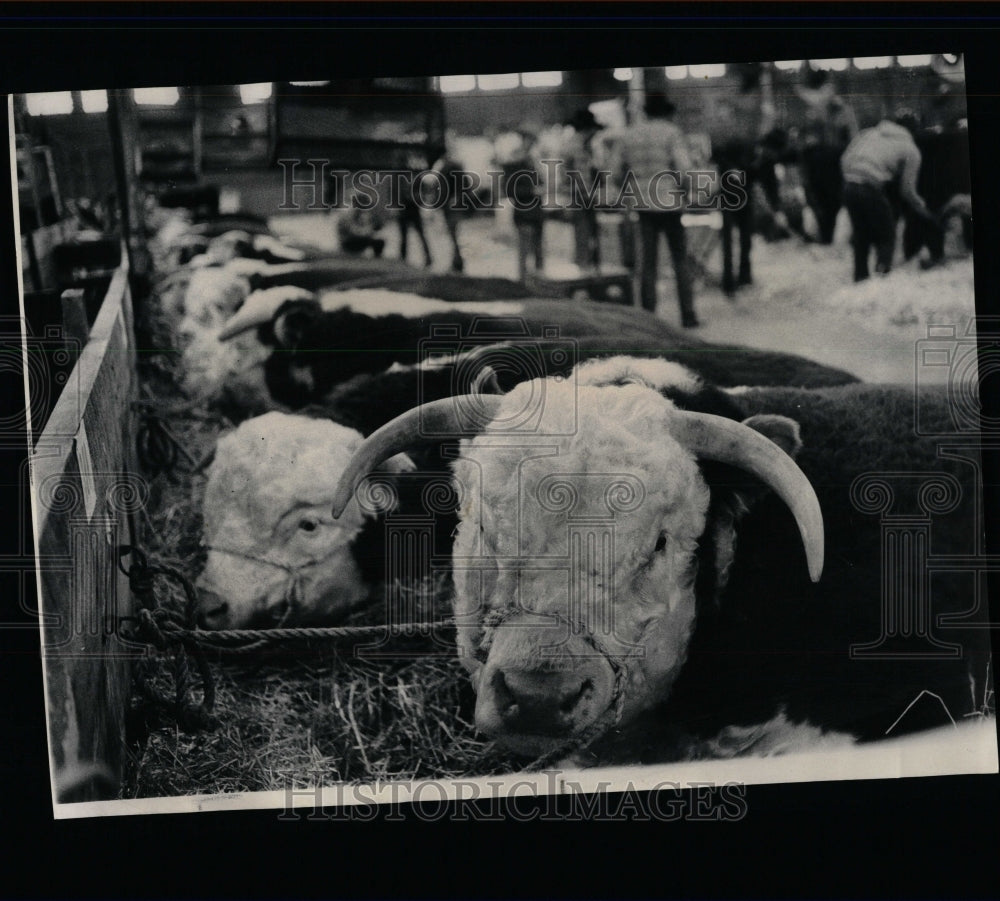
<box><xmin>29</xmin><ymin>258</ymin><xmax>142</xmax><ymax>806</ymax></box>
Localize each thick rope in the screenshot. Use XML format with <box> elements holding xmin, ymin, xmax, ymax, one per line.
<box><xmin>121</xmin><ymin>546</ymin><xmax>217</xmax><ymax>731</ymax></box>
<box><xmin>122</xmin><ymin>544</ymin><xmax>457</xmax><ymax>653</ymax></box>
<box><xmin>136</xmin><ymin>614</ymin><xmax>458</xmax><ymax>654</ymax></box>
<box><xmin>121</xmin><ymin>542</ymin><xmax>629</xmax><ymax>769</ymax></box>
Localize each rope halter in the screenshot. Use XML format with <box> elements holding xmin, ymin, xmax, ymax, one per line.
<box><xmin>476</xmin><ymin>604</ymin><xmax>632</xmax><ymax>768</ymax></box>
<box><xmin>200</xmin><ymin>544</ymin><xmax>341</xmax><ymax>627</ymax></box>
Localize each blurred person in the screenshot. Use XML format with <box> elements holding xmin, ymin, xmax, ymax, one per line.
<box><xmin>563</xmin><ymin>107</ymin><xmax>606</xmax><ymax>269</ymax></box>
<box><xmin>505</xmin><ymin>129</ymin><xmax>546</xmax><ymax>281</ymax></box>
<box><xmin>710</xmin><ymin>63</ymin><xmax>777</xmax><ymax>296</ymax></box>
<box><xmin>492</xmin><ymin>127</ymin><xmax>526</xmax><ymax>238</ymax></box>
<box><xmin>432</xmin><ymin>133</ymin><xmax>466</xmax><ymax>273</ymax></box>
<box><xmin>397</xmin><ymin>153</ymin><xmax>433</xmax><ymax>268</ymax></box>
<box><xmin>615</xmin><ymin>94</ymin><xmax>698</xmax><ymax>327</ymax></box>
<box><xmin>795</xmin><ymin>67</ymin><xmax>858</xmax><ymax>245</ymax></box>
<box><xmin>840</xmin><ymin>107</ymin><xmax>941</xmax><ymax>282</ymax></box>
<box><xmin>337</xmin><ymin>191</ymin><xmax>386</xmax><ymax>258</ymax></box>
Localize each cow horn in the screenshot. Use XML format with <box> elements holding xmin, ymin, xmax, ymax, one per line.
<box><xmin>670</xmin><ymin>410</ymin><xmax>825</xmax><ymax>582</ymax></box>
<box><xmin>217</xmin><ymin>288</ymin><xmax>319</xmax><ymax>340</ymax></box>
<box><xmin>330</xmin><ymin>395</ymin><xmax>506</xmax><ymax>518</ymax></box>
<box><xmin>471</xmin><ymin>364</ymin><xmax>503</xmax><ymax>395</ymax></box>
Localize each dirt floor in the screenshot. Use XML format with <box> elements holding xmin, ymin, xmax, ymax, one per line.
<box><xmin>271</xmin><ymin>208</ymin><xmax>977</xmax><ymax>386</ymax></box>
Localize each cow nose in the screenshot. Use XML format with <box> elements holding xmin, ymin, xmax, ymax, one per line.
<box><xmin>198</xmin><ymin>590</ymin><xmax>230</xmax><ymax>630</ymax></box>
<box><xmin>477</xmin><ymin>666</ymin><xmax>600</xmax><ymax>738</ymax></box>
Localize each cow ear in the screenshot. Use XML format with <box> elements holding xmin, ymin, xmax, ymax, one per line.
<box><xmin>696</xmin><ymin>414</ymin><xmax>806</xmax><ymax>605</ymax></box>
<box><xmin>722</xmin><ymin>414</ymin><xmax>803</xmax><ymax>514</ymax></box>
<box><xmin>273</xmin><ymin>300</ymin><xmax>322</xmax><ymax>349</ymax></box>
<box><xmin>741</xmin><ymin>414</ymin><xmax>802</xmax><ymax>459</ymax></box>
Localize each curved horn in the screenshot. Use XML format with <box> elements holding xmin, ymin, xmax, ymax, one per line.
<box><xmin>217</xmin><ymin>287</ymin><xmax>319</xmax><ymax>341</ymax></box>
<box><xmin>670</xmin><ymin>410</ymin><xmax>825</xmax><ymax>582</ymax></box>
<box><xmin>471</xmin><ymin>364</ymin><xmax>503</xmax><ymax>396</ymax></box>
<box><xmin>330</xmin><ymin>395</ymin><xmax>506</xmax><ymax>518</ymax></box>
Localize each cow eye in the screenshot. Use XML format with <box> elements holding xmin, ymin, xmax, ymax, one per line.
<box><xmin>654</xmin><ymin>532</ymin><xmax>667</xmax><ymax>553</ymax></box>
<box><xmin>299</xmin><ymin>518</ymin><xmax>318</xmax><ymax>532</ymax></box>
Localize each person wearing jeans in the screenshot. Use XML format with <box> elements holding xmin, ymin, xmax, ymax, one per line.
<box><xmin>840</xmin><ymin>109</ymin><xmax>940</xmax><ymax>282</ymax></box>
<box><xmin>636</xmin><ymin>210</ymin><xmax>696</xmax><ymax>325</ymax></box>
<box><xmin>841</xmin><ymin>180</ymin><xmax>896</xmax><ymax>280</ymax></box>
<box><xmin>613</xmin><ymin>94</ymin><xmax>698</xmax><ymax>327</ymax></box>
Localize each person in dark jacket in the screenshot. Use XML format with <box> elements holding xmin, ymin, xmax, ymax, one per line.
<box><xmin>506</xmin><ymin>130</ymin><xmax>546</xmax><ymax>281</ymax></box>
<box><xmin>397</xmin><ymin>153</ymin><xmax>434</xmax><ymax>269</ymax></box>
<box><xmin>796</xmin><ymin>68</ymin><xmax>858</xmax><ymax>245</ymax></box>
<box><xmin>563</xmin><ymin>108</ymin><xmax>606</xmax><ymax>270</ymax></box>
<box><xmin>433</xmin><ymin>140</ymin><xmax>466</xmax><ymax>273</ymax></box>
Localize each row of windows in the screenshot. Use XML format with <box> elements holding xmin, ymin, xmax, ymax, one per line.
<box><xmin>440</xmin><ymin>56</ymin><xmax>944</xmax><ymax>91</ymax></box>
<box><xmin>439</xmin><ymin>71</ymin><xmax>564</xmax><ymax>92</ymax></box>
<box><xmin>23</xmin><ymin>84</ymin><xmax>271</xmax><ymax>116</ymax></box>
<box><xmin>21</xmin><ymin>56</ymin><xmax>951</xmax><ymax>116</ymax></box>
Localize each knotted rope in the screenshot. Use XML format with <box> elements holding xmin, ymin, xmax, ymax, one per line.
<box><xmin>120</xmin><ymin>545</ymin><xmax>217</xmax><ymax>731</ymax></box>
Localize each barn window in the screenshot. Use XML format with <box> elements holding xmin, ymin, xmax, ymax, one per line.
<box><xmin>688</xmin><ymin>63</ymin><xmax>726</xmax><ymax>78</ymax></box>
<box><xmin>521</xmin><ymin>71</ymin><xmax>562</xmax><ymax>88</ymax></box>
<box><xmin>25</xmin><ymin>92</ymin><xmax>73</xmax><ymax>116</ymax></box>
<box><xmin>665</xmin><ymin>66</ymin><xmax>689</xmax><ymax>80</ymax></box>
<box><xmin>439</xmin><ymin>74</ymin><xmax>477</xmax><ymax>93</ymax></box>
<box><xmin>239</xmin><ymin>83</ymin><xmax>273</xmax><ymax>104</ymax></box>
<box><xmin>774</xmin><ymin>60</ymin><xmax>803</xmax><ymax>71</ymax></box>
<box><xmin>477</xmin><ymin>73</ymin><xmax>520</xmax><ymax>90</ymax></box>
<box><xmin>613</xmin><ymin>68</ymin><xmax>634</xmax><ymax>81</ymax></box>
<box><xmin>896</xmin><ymin>55</ymin><xmax>933</xmax><ymax>67</ymax></box>
<box><xmin>853</xmin><ymin>56</ymin><xmax>893</xmax><ymax>70</ymax></box>
<box><xmin>810</xmin><ymin>58</ymin><xmax>849</xmax><ymax>71</ymax></box>
<box><xmin>79</xmin><ymin>90</ymin><xmax>108</xmax><ymax>113</ymax></box>
<box><xmin>133</xmin><ymin>86</ymin><xmax>180</xmax><ymax>106</ymax></box>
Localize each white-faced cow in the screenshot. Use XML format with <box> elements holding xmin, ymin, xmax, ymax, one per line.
<box><xmin>195</xmin><ymin>340</ymin><xmax>859</xmax><ymax>632</ymax></box>
<box><xmin>196</xmin><ymin>412</ymin><xmax>417</xmax><ymax>630</ymax></box>
<box><xmin>330</xmin><ymin>357</ymin><xmax>991</xmax><ymax>763</ymax></box>
<box><xmin>217</xmin><ymin>288</ymin><xmax>859</xmax><ymax>412</ymax></box>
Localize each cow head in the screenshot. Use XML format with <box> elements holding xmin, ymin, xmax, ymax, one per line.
<box><xmin>196</xmin><ymin>412</ymin><xmax>409</xmax><ymax>630</ymax></box>
<box><xmin>177</xmin><ymin>268</ymin><xmax>253</xmax><ymax>340</ymax></box>
<box><xmin>216</xmin><ymin>286</ymin><xmax>321</xmax><ymax>344</ymax></box>
<box><xmin>330</xmin><ymin>359</ymin><xmax>823</xmax><ymax>756</ymax></box>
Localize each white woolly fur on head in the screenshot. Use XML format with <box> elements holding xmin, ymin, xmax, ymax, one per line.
<box><xmin>197</xmin><ymin>412</ymin><xmax>374</xmax><ymax>627</ymax></box>
<box><xmin>575</xmin><ymin>355</ymin><xmax>702</xmax><ymax>394</ymax></box>
<box><xmin>450</xmin><ymin>377</ymin><xmax>712</xmax><ymax>721</ymax></box>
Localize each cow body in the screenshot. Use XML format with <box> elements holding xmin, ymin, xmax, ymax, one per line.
<box><xmin>221</xmin><ymin>290</ymin><xmax>859</xmax><ymax>411</ymax></box>
<box><xmin>593</xmin><ymin>383</ymin><xmax>991</xmax><ymax>764</ymax></box>
<box><xmin>331</xmin><ymin>359</ymin><xmax>991</xmax><ymax>764</ymax></box>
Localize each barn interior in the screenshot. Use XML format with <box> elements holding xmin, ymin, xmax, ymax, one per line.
<box><xmin>14</xmin><ymin>55</ymin><xmax>991</xmax><ymax>808</ymax></box>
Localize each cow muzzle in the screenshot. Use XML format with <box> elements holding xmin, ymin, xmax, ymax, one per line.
<box><xmin>474</xmin><ymin>647</ymin><xmax>618</xmax><ymax>754</ymax></box>
<box><xmin>197</xmin><ymin>588</ymin><xmax>231</xmax><ymax>630</ymax></box>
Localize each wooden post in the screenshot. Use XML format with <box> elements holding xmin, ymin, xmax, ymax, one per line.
<box><xmin>60</xmin><ymin>288</ymin><xmax>89</xmax><ymax>356</ymax></box>
<box><xmin>106</xmin><ymin>89</ymin><xmax>149</xmax><ymax>289</ymax></box>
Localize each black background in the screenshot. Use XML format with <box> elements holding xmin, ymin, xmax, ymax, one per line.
<box><xmin>1</xmin><ymin>4</ymin><xmax>998</xmax><ymax>898</ymax></box>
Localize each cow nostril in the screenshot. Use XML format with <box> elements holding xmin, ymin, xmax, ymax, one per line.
<box><xmin>198</xmin><ymin>598</ymin><xmax>229</xmax><ymax>629</ymax></box>
<box><xmin>490</xmin><ymin>669</ymin><xmax>520</xmax><ymax>720</ymax></box>
<box><xmin>560</xmin><ymin>677</ymin><xmax>594</xmax><ymax>714</ymax></box>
